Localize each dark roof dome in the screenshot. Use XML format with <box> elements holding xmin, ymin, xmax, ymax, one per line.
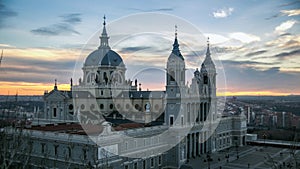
<box><xmin>84</xmin><ymin>49</ymin><xmax>125</xmax><ymax>67</ymax></box>
<box><xmin>101</xmin><ymin>50</ymin><xmax>124</xmax><ymax>66</ymax></box>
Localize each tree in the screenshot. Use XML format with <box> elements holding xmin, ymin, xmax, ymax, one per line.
<box><xmin>0</xmin><ymin>126</ymin><xmax>33</xmax><ymax>169</ymax></box>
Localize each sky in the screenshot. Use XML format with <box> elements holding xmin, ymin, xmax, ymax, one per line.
<box><xmin>0</xmin><ymin>0</ymin><xmax>300</xmax><ymax>96</ymax></box>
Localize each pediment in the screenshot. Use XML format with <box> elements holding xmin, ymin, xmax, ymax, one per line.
<box><xmin>45</xmin><ymin>90</ymin><xmax>68</xmax><ymax>101</ymax></box>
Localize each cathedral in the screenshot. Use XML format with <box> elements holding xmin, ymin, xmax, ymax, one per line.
<box><xmin>42</xmin><ymin>16</ymin><xmax>247</xmax><ymax>168</ymax></box>
<box><xmin>43</xmin><ymin>16</ymin><xmax>217</xmax><ymax>127</ymax></box>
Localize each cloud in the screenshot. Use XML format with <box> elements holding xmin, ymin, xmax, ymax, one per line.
<box><xmin>245</xmin><ymin>50</ymin><xmax>268</xmax><ymax>57</ymax></box>
<box><xmin>222</xmin><ymin>60</ymin><xmax>276</xmax><ymax>67</ymax></box>
<box><xmin>0</xmin><ymin>43</ymin><xmax>15</xmax><ymax>48</ymax></box>
<box><xmin>274</xmin><ymin>49</ymin><xmax>300</xmax><ymax>59</ymax></box>
<box><xmin>0</xmin><ymin>0</ymin><xmax>17</xmax><ymax>28</ymax></box>
<box><xmin>119</xmin><ymin>46</ymin><xmax>153</xmax><ymax>53</ymax></box>
<box><xmin>31</xmin><ymin>23</ymin><xmax>80</xmax><ymax>36</ymax></box>
<box><xmin>266</xmin><ymin>34</ymin><xmax>300</xmax><ymax>49</ymax></box>
<box><xmin>31</xmin><ymin>13</ymin><xmax>82</xmax><ymax>36</ymax></box>
<box><xmin>212</xmin><ymin>7</ymin><xmax>234</xmax><ymax>18</ymax></box>
<box><xmin>204</xmin><ymin>33</ymin><xmax>229</xmax><ymax>44</ymax></box>
<box><xmin>279</xmin><ymin>1</ymin><xmax>300</xmax><ymax>7</ymax></box>
<box><xmin>228</xmin><ymin>32</ymin><xmax>260</xmax><ymax>43</ymax></box>
<box><xmin>128</xmin><ymin>8</ymin><xmax>173</xmax><ymax>12</ymax></box>
<box><xmin>281</xmin><ymin>9</ymin><xmax>300</xmax><ymax>16</ymax></box>
<box><xmin>265</xmin><ymin>8</ymin><xmax>300</xmax><ymax>20</ymax></box>
<box><xmin>274</xmin><ymin>20</ymin><xmax>297</xmax><ymax>34</ymax></box>
<box><xmin>60</xmin><ymin>13</ymin><xmax>82</xmax><ymax>24</ymax></box>
<box><xmin>265</xmin><ymin>13</ymin><xmax>282</xmax><ymax>20</ymax></box>
<box><xmin>279</xmin><ymin>33</ymin><xmax>292</xmax><ymax>37</ymax></box>
<box><xmin>0</xmin><ymin>48</ymin><xmax>77</xmax><ymax>84</ymax></box>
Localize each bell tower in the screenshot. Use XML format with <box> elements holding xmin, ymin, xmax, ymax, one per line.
<box><xmin>165</xmin><ymin>26</ymin><xmax>186</xmax><ymax>126</ymax></box>
<box><xmin>200</xmin><ymin>38</ymin><xmax>217</xmax><ymax>122</ymax></box>
<box><xmin>200</xmin><ymin>38</ymin><xmax>216</xmax><ymax>97</ymax></box>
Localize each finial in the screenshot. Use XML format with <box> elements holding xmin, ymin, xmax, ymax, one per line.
<box><xmin>54</xmin><ymin>79</ymin><xmax>57</xmax><ymax>90</ymax></box>
<box><xmin>175</xmin><ymin>25</ymin><xmax>178</xmax><ymax>38</ymax></box>
<box><xmin>103</xmin><ymin>15</ymin><xmax>106</xmax><ymax>26</ymax></box>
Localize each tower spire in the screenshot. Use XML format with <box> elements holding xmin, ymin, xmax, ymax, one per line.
<box><xmin>99</xmin><ymin>15</ymin><xmax>110</xmax><ymax>49</ymax></box>
<box><xmin>171</xmin><ymin>25</ymin><xmax>184</xmax><ymax>60</ymax></box>
<box><xmin>206</xmin><ymin>37</ymin><xmax>210</xmax><ymax>55</ymax></box>
<box><xmin>201</xmin><ymin>37</ymin><xmax>215</xmax><ymax>74</ymax></box>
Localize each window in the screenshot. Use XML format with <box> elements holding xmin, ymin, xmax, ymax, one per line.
<box><xmin>54</xmin><ymin>145</ymin><xmax>59</xmax><ymax>156</ymax></box>
<box><xmin>204</xmin><ymin>75</ymin><xmax>208</xmax><ymax>84</ymax></box>
<box><xmin>134</xmin><ymin>162</ymin><xmax>138</xmax><ymax>169</ymax></box>
<box><xmin>170</xmin><ymin>71</ymin><xmax>175</xmax><ymax>82</ymax></box>
<box><xmin>169</xmin><ymin>116</ymin><xmax>174</xmax><ymax>126</ymax></box>
<box><xmin>87</xmin><ymin>75</ymin><xmax>91</xmax><ymax>83</ymax></box>
<box><xmin>124</xmin><ymin>165</ymin><xmax>128</xmax><ymax>169</ymax></box>
<box><xmin>110</xmin><ymin>104</ymin><xmax>114</xmax><ymax>109</ymax></box>
<box><xmin>158</xmin><ymin>155</ymin><xmax>162</xmax><ymax>165</ymax></box>
<box><xmin>69</xmin><ymin>104</ymin><xmax>73</xmax><ymax>110</ymax></box>
<box><xmin>69</xmin><ymin>104</ymin><xmax>74</xmax><ymax>115</ymax></box>
<box><xmin>181</xmin><ymin>116</ymin><xmax>184</xmax><ymax>126</ymax></box>
<box><xmin>100</xmin><ymin>104</ymin><xmax>104</xmax><ymax>109</ymax></box>
<box><xmin>134</xmin><ymin>140</ymin><xmax>137</xmax><ymax>148</ymax></box>
<box><xmin>41</xmin><ymin>143</ymin><xmax>45</xmax><ymax>154</ymax></box>
<box><xmin>135</xmin><ymin>104</ymin><xmax>140</xmax><ymax>110</ymax></box>
<box><xmin>90</xmin><ymin>104</ymin><xmax>95</xmax><ymax>110</ymax></box>
<box><xmin>101</xmin><ymin>90</ymin><xmax>103</xmax><ymax>95</ymax></box>
<box><xmin>83</xmin><ymin>148</ymin><xmax>87</xmax><ymax>160</ymax></box>
<box><xmin>68</xmin><ymin>147</ymin><xmax>72</xmax><ymax>158</ymax></box>
<box><xmin>117</xmin><ymin>104</ymin><xmax>121</xmax><ymax>109</ymax></box>
<box><xmin>150</xmin><ymin>158</ymin><xmax>154</xmax><ymax>168</ymax></box>
<box><xmin>104</xmin><ymin>72</ymin><xmax>108</xmax><ymax>83</ymax></box>
<box><xmin>143</xmin><ymin>160</ymin><xmax>146</xmax><ymax>169</ymax></box>
<box><xmin>53</xmin><ymin>108</ymin><xmax>57</xmax><ymax>117</ymax></box>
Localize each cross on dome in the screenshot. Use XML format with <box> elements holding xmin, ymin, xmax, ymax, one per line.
<box><xmin>103</xmin><ymin>15</ymin><xmax>106</xmax><ymax>26</ymax></box>
<box><xmin>175</xmin><ymin>25</ymin><xmax>178</xmax><ymax>38</ymax></box>
<box><xmin>207</xmin><ymin>37</ymin><xmax>210</xmax><ymax>48</ymax></box>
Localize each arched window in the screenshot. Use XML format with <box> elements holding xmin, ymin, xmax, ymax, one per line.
<box><xmin>87</xmin><ymin>75</ymin><xmax>91</xmax><ymax>83</ymax></box>
<box><xmin>100</xmin><ymin>104</ymin><xmax>104</xmax><ymax>109</ymax></box>
<box><xmin>204</xmin><ymin>75</ymin><xmax>208</xmax><ymax>84</ymax></box>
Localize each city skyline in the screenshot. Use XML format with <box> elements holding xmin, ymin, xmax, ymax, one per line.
<box><xmin>0</xmin><ymin>0</ymin><xmax>300</xmax><ymax>96</ymax></box>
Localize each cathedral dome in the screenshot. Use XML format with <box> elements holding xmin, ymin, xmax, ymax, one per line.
<box><xmin>84</xmin><ymin>16</ymin><xmax>125</xmax><ymax>68</ymax></box>
<box><xmin>84</xmin><ymin>49</ymin><xmax>125</xmax><ymax>67</ymax></box>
